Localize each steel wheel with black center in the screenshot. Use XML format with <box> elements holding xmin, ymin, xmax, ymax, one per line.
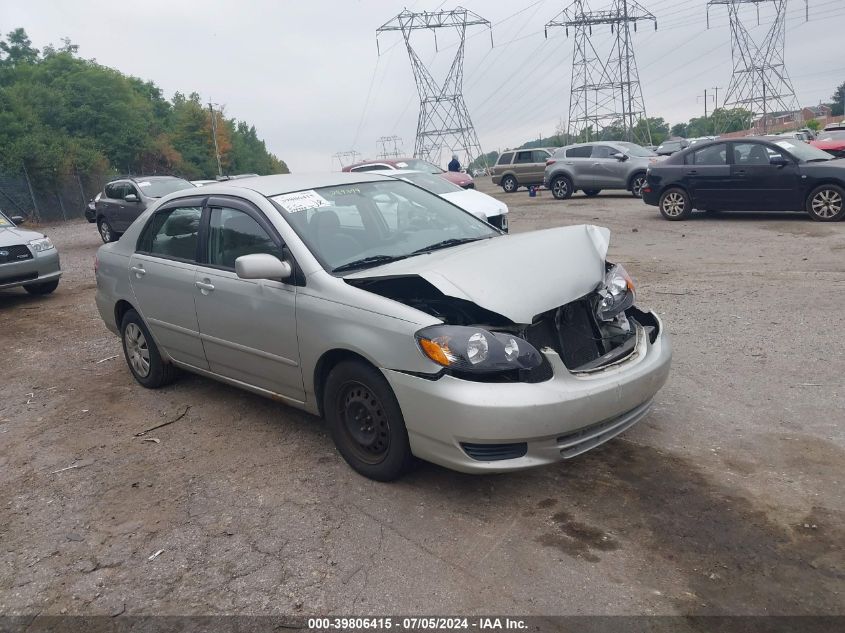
<box><xmin>806</xmin><ymin>184</ymin><xmax>845</xmax><ymax>222</ymax></box>
<box><xmin>120</xmin><ymin>309</ymin><xmax>178</xmax><ymax>388</ymax></box>
<box><xmin>324</xmin><ymin>360</ymin><xmax>413</xmax><ymax>481</ymax></box>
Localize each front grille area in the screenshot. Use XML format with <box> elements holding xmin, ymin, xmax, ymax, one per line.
<box><xmin>0</xmin><ymin>244</ymin><xmax>33</xmax><ymax>265</ymax></box>
<box><xmin>461</xmin><ymin>442</ymin><xmax>528</xmax><ymax>462</ymax></box>
<box><xmin>526</xmin><ymin>299</ymin><xmax>604</xmax><ymax>370</ymax></box>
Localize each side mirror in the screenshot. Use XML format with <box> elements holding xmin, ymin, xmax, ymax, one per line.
<box><xmin>611</xmin><ymin>152</ymin><xmax>628</xmax><ymax>161</ymax></box>
<box><xmin>235</xmin><ymin>253</ymin><xmax>292</xmax><ymax>281</ymax></box>
<box><xmin>124</xmin><ymin>193</ymin><xmax>139</xmax><ymax>203</ymax></box>
<box><xmin>769</xmin><ymin>156</ymin><xmax>789</xmax><ymax>167</ymax></box>
<box><xmin>10</xmin><ymin>215</ymin><xmax>25</xmax><ymax>225</ymax></box>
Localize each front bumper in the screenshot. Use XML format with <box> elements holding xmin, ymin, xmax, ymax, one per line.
<box><xmin>85</xmin><ymin>206</ymin><xmax>97</xmax><ymax>222</ymax></box>
<box><xmin>384</xmin><ymin>312</ymin><xmax>672</xmax><ymax>473</ymax></box>
<box><xmin>0</xmin><ymin>248</ymin><xmax>61</xmax><ymax>291</ymax></box>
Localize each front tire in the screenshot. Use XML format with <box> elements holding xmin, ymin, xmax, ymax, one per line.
<box><xmin>629</xmin><ymin>173</ymin><xmax>647</xmax><ymax>198</ymax></box>
<box><xmin>806</xmin><ymin>184</ymin><xmax>845</xmax><ymax>222</ymax></box>
<box><xmin>501</xmin><ymin>175</ymin><xmax>518</xmax><ymax>193</ymax></box>
<box><xmin>98</xmin><ymin>218</ymin><xmax>118</xmax><ymax>243</ymax></box>
<box><xmin>24</xmin><ymin>280</ymin><xmax>59</xmax><ymax>295</ymax></box>
<box><xmin>324</xmin><ymin>360</ymin><xmax>413</xmax><ymax>481</ymax></box>
<box><xmin>658</xmin><ymin>187</ymin><xmax>692</xmax><ymax>221</ymax></box>
<box><xmin>120</xmin><ymin>309</ymin><xmax>178</xmax><ymax>388</ymax></box>
<box><xmin>551</xmin><ymin>175</ymin><xmax>573</xmax><ymax>200</ymax></box>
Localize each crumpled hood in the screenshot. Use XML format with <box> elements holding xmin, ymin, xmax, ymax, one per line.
<box><xmin>345</xmin><ymin>224</ymin><xmax>610</xmax><ymax>323</ymax></box>
<box><xmin>441</xmin><ymin>189</ymin><xmax>508</xmax><ymax>219</ymax></box>
<box><xmin>0</xmin><ymin>225</ymin><xmax>44</xmax><ymax>246</ymax></box>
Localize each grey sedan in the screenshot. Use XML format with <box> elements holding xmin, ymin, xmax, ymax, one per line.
<box><xmin>544</xmin><ymin>141</ymin><xmax>659</xmax><ymax>200</ymax></box>
<box><xmin>0</xmin><ymin>211</ymin><xmax>61</xmax><ymax>295</ymax></box>
<box><xmin>94</xmin><ymin>173</ymin><xmax>671</xmax><ymax>480</ymax></box>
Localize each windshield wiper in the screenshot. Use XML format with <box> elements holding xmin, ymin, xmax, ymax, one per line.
<box><xmin>332</xmin><ymin>254</ymin><xmax>408</xmax><ymax>273</ymax></box>
<box><xmin>411</xmin><ymin>237</ymin><xmax>486</xmax><ymax>255</ymax></box>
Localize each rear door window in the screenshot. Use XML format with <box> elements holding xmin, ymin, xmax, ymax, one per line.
<box><xmin>513</xmin><ymin>151</ymin><xmax>534</xmax><ymax>164</ymax></box>
<box><xmin>566</xmin><ymin>146</ymin><xmax>593</xmax><ymax>158</ymax></box>
<box><xmin>689</xmin><ymin>144</ymin><xmax>727</xmax><ymax>165</ymax></box>
<box><xmin>139</xmin><ymin>206</ymin><xmax>202</xmax><ymax>261</ymax></box>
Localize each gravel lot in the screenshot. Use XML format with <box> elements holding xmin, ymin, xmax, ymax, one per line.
<box><xmin>1</xmin><ymin>181</ymin><xmax>843</xmax><ymax>618</ymax></box>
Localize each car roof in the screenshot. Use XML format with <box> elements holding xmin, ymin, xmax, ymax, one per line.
<box><xmin>186</xmin><ymin>172</ymin><xmax>394</xmax><ymax>197</ymax></box>
<box><xmin>107</xmin><ymin>175</ymin><xmax>187</xmax><ymax>184</ymax></box>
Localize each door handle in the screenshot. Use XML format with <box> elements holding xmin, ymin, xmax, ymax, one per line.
<box><xmin>686</xmin><ymin>170</ymin><xmax>698</xmax><ymax>175</ymax></box>
<box><xmin>195</xmin><ymin>280</ymin><xmax>215</xmax><ymax>293</ymax></box>
<box><xmin>130</xmin><ymin>265</ymin><xmax>146</xmax><ymax>277</ymax></box>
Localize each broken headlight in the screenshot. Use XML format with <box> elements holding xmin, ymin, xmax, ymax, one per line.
<box><xmin>595</xmin><ymin>264</ymin><xmax>635</xmax><ymax>321</ymax></box>
<box><xmin>415</xmin><ymin>325</ymin><xmax>542</xmax><ymax>373</ymax></box>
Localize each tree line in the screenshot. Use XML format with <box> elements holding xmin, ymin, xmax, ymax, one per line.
<box><xmin>0</xmin><ymin>28</ymin><xmax>288</xmax><ymax>195</ymax></box>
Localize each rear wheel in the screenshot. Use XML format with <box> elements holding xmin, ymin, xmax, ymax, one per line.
<box><xmin>324</xmin><ymin>360</ymin><xmax>413</xmax><ymax>481</ymax></box>
<box><xmin>658</xmin><ymin>187</ymin><xmax>692</xmax><ymax>221</ymax></box>
<box><xmin>120</xmin><ymin>309</ymin><xmax>178</xmax><ymax>388</ymax></box>
<box><xmin>551</xmin><ymin>175</ymin><xmax>573</xmax><ymax>200</ymax></box>
<box><xmin>24</xmin><ymin>280</ymin><xmax>59</xmax><ymax>295</ymax></box>
<box><xmin>98</xmin><ymin>217</ymin><xmax>118</xmax><ymax>243</ymax></box>
<box><xmin>629</xmin><ymin>173</ymin><xmax>647</xmax><ymax>198</ymax></box>
<box><xmin>501</xmin><ymin>175</ymin><xmax>518</xmax><ymax>193</ymax></box>
<box><xmin>806</xmin><ymin>184</ymin><xmax>845</xmax><ymax>222</ymax></box>
<box><xmin>583</xmin><ymin>189</ymin><xmax>601</xmax><ymax>197</ymax></box>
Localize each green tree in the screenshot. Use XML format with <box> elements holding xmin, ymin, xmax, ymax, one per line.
<box><xmin>830</xmin><ymin>80</ymin><xmax>845</xmax><ymax>117</ymax></box>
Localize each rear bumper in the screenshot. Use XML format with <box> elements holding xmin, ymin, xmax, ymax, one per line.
<box><xmin>0</xmin><ymin>249</ymin><xmax>61</xmax><ymax>290</ymax></box>
<box><xmin>384</xmin><ymin>311</ymin><xmax>672</xmax><ymax>473</ymax></box>
<box><xmin>641</xmin><ymin>188</ymin><xmax>660</xmax><ymax>206</ymax></box>
<box><xmin>491</xmin><ymin>175</ymin><xmax>502</xmax><ymax>185</ymax></box>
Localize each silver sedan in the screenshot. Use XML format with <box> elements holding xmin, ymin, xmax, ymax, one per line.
<box><xmin>0</xmin><ymin>211</ymin><xmax>61</xmax><ymax>295</ymax></box>
<box><xmin>94</xmin><ymin>173</ymin><xmax>671</xmax><ymax>480</ymax></box>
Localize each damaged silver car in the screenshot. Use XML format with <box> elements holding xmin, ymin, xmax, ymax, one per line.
<box><xmin>94</xmin><ymin>173</ymin><xmax>672</xmax><ymax>481</ymax></box>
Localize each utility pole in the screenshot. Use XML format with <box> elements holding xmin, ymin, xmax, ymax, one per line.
<box><xmin>377</xmin><ymin>7</ymin><xmax>492</xmax><ymax>169</ymax></box>
<box><xmin>711</xmin><ymin>86</ymin><xmax>721</xmax><ymax>111</ymax></box>
<box><xmin>707</xmin><ymin>0</ymin><xmax>807</xmax><ymax>134</ymax></box>
<box><xmin>698</xmin><ymin>89</ymin><xmax>710</xmax><ymax>119</ymax></box>
<box><xmin>208</xmin><ymin>103</ymin><xmax>223</xmax><ymax>177</ymax></box>
<box><xmin>545</xmin><ymin>0</ymin><xmax>657</xmax><ymax>145</ymax></box>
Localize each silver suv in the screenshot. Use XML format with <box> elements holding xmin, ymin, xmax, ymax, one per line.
<box><xmin>491</xmin><ymin>148</ymin><xmax>555</xmax><ymax>193</ymax></box>
<box><xmin>543</xmin><ymin>142</ymin><xmax>658</xmax><ymax>200</ymax></box>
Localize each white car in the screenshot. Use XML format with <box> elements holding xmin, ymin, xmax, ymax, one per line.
<box><xmin>381</xmin><ymin>169</ymin><xmax>509</xmax><ymax>232</ymax></box>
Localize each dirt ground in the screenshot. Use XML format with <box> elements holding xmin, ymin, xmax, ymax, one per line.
<box><xmin>1</xmin><ymin>181</ymin><xmax>843</xmax><ymax>618</ymax></box>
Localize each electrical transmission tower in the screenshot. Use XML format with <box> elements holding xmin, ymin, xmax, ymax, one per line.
<box><xmin>546</xmin><ymin>0</ymin><xmax>657</xmax><ymax>145</ymax></box>
<box><xmin>376</xmin><ymin>7</ymin><xmax>492</xmax><ymax>168</ymax></box>
<box><xmin>332</xmin><ymin>150</ymin><xmax>361</xmax><ymax>170</ymax></box>
<box><xmin>376</xmin><ymin>135</ymin><xmax>403</xmax><ymax>159</ymax></box>
<box><xmin>707</xmin><ymin>0</ymin><xmax>807</xmax><ymax>134</ymax></box>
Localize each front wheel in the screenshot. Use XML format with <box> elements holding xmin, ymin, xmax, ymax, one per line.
<box><xmin>324</xmin><ymin>360</ymin><xmax>414</xmax><ymax>481</ymax></box>
<box><xmin>629</xmin><ymin>173</ymin><xmax>647</xmax><ymax>198</ymax></box>
<box><xmin>501</xmin><ymin>175</ymin><xmax>518</xmax><ymax>193</ymax></box>
<box><xmin>24</xmin><ymin>280</ymin><xmax>59</xmax><ymax>295</ymax></box>
<box><xmin>806</xmin><ymin>184</ymin><xmax>845</xmax><ymax>222</ymax></box>
<box><xmin>551</xmin><ymin>175</ymin><xmax>573</xmax><ymax>200</ymax></box>
<box><xmin>658</xmin><ymin>187</ymin><xmax>692</xmax><ymax>221</ymax></box>
<box><xmin>120</xmin><ymin>309</ymin><xmax>178</xmax><ymax>388</ymax></box>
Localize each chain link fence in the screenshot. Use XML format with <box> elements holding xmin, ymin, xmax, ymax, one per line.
<box><xmin>0</xmin><ymin>167</ymin><xmax>115</xmax><ymax>224</ymax></box>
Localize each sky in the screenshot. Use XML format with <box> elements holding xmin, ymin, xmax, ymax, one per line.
<box><xmin>2</xmin><ymin>0</ymin><xmax>844</xmax><ymax>172</ymax></box>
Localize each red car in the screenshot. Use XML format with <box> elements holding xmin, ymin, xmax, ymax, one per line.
<box><xmin>342</xmin><ymin>158</ymin><xmax>475</xmax><ymax>189</ymax></box>
<box><xmin>811</xmin><ymin>130</ymin><xmax>845</xmax><ymax>159</ymax></box>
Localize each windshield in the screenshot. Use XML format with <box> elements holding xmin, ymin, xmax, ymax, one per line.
<box><xmin>395</xmin><ymin>159</ymin><xmax>443</xmax><ymax>174</ymax></box>
<box><xmin>271</xmin><ymin>180</ymin><xmax>498</xmax><ymax>273</ymax></box>
<box><xmin>138</xmin><ymin>178</ymin><xmax>195</xmax><ymax>198</ymax></box>
<box><xmin>617</xmin><ymin>142</ymin><xmax>657</xmax><ymax>157</ymax></box>
<box><xmin>772</xmin><ymin>139</ymin><xmax>834</xmax><ymax>162</ymax></box>
<box><xmin>395</xmin><ymin>171</ymin><xmax>463</xmax><ymax>195</ymax></box>
<box><xmin>818</xmin><ymin>131</ymin><xmax>845</xmax><ymax>141</ymax></box>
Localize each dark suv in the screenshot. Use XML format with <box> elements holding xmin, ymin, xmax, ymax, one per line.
<box><xmin>95</xmin><ymin>176</ymin><xmax>195</xmax><ymax>243</ymax></box>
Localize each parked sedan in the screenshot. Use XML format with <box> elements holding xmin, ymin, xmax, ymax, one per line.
<box><xmin>544</xmin><ymin>142</ymin><xmax>658</xmax><ymax>199</ymax></box>
<box><xmin>342</xmin><ymin>158</ymin><xmax>474</xmax><ymax>189</ymax></box>
<box><xmin>0</xmin><ymin>210</ymin><xmax>61</xmax><ymax>295</ymax></box>
<box><xmin>95</xmin><ymin>173</ymin><xmax>671</xmax><ymax>480</ymax></box>
<box><xmin>382</xmin><ymin>169</ymin><xmax>509</xmax><ymax>231</ymax></box>
<box><xmin>643</xmin><ymin>137</ymin><xmax>845</xmax><ymax>221</ymax></box>
<box><xmin>810</xmin><ymin>130</ymin><xmax>845</xmax><ymax>159</ymax></box>
<box><xmin>94</xmin><ymin>176</ymin><xmax>195</xmax><ymax>243</ymax></box>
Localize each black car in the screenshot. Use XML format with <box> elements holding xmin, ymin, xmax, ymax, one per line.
<box><xmin>94</xmin><ymin>176</ymin><xmax>195</xmax><ymax>242</ymax></box>
<box><xmin>642</xmin><ymin>137</ymin><xmax>845</xmax><ymax>222</ymax></box>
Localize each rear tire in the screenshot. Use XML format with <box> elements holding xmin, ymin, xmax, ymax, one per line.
<box><xmin>806</xmin><ymin>184</ymin><xmax>845</xmax><ymax>222</ymax></box>
<box><xmin>98</xmin><ymin>217</ymin><xmax>118</xmax><ymax>243</ymax></box>
<box><xmin>120</xmin><ymin>309</ymin><xmax>178</xmax><ymax>389</ymax></box>
<box><xmin>24</xmin><ymin>280</ymin><xmax>59</xmax><ymax>295</ymax></box>
<box><xmin>501</xmin><ymin>175</ymin><xmax>518</xmax><ymax>193</ymax></box>
<box><xmin>583</xmin><ymin>189</ymin><xmax>601</xmax><ymax>197</ymax></box>
<box><xmin>629</xmin><ymin>173</ymin><xmax>647</xmax><ymax>198</ymax></box>
<box><xmin>551</xmin><ymin>175</ymin><xmax>573</xmax><ymax>200</ymax></box>
<box><xmin>658</xmin><ymin>187</ymin><xmax>692</xmax><ymax>221</ymax></box>
<box><xmin>324</xmin><ymin>360</ymin><xmax>414</xmax><ymax>481</ymax></box>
